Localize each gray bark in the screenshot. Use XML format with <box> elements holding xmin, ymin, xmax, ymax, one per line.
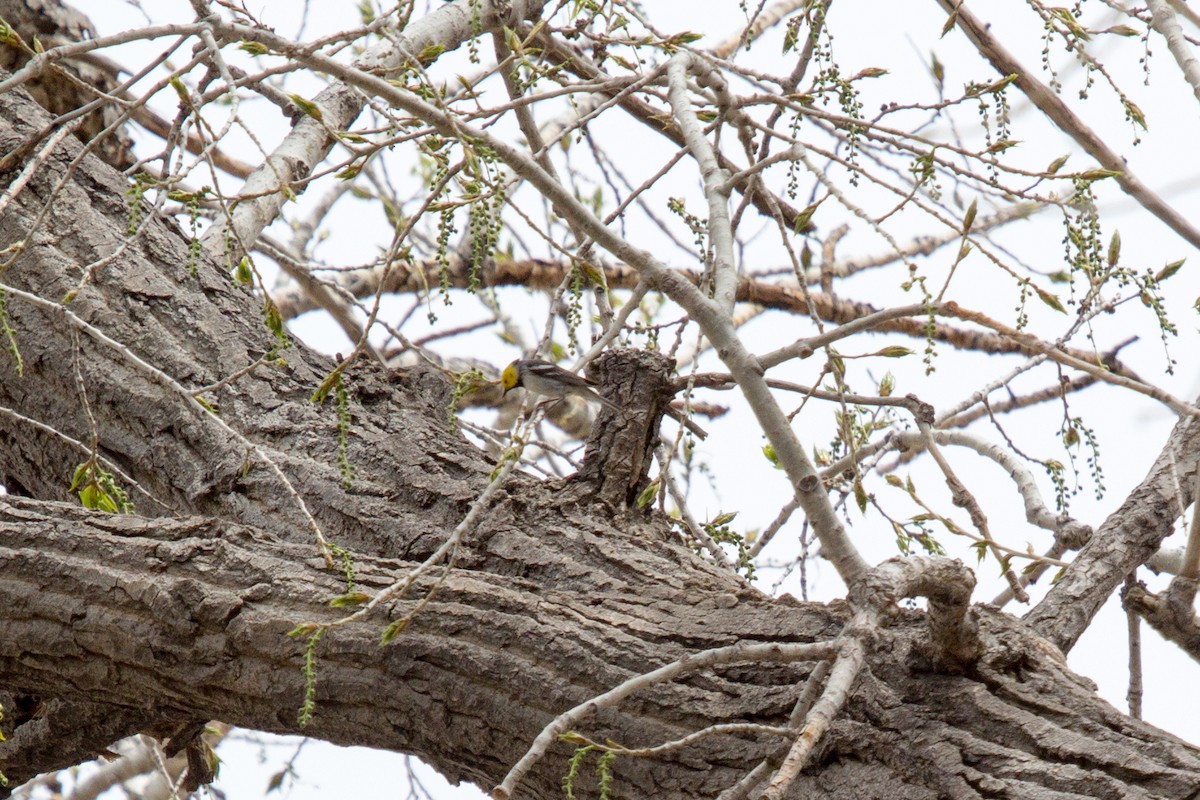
<box><xmin>1</xmin><ymin>54</ymin><xmax>1199</xmax><ymax>800</ymax></box>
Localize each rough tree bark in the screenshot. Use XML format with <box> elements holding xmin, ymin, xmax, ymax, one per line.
<box><xmin>1</xmin><ymin>34</ymin><xmax>1199</xmax><ymax>800</ymax></box>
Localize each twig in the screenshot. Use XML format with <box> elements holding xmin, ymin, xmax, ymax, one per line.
<box><xmin>0</xmin><ymin>403</ymin><xmax>170</xmax><ymax>510</ymax></box>
<box><xmin>222</xmin><ymin>18</ymin><xmax>872</xmax><ymax>587</ymax></box>
<box><xmin>759</xmin><ymin>640</ymin><xmax>863</xmax><ymax>800</ymax></box>
<box><xmin>660</xmin><ymin>452</ymin><xmax>732</xmax><ymax>567</ymax></box>
<box><xmin>1125</xmin><ymin>572</ymin><xmax>1143</xmax><ymax>719</ymax></box>
<box><xmin>569</xmin><ymin>722</ymin><xmax>796</xmax><ymax>758</ymax></box>
<box><xmin>1147</xmin><ymin>0</ymin><xmax>1200</xmax><ymax>104</ymax></box>
<box><xmin>937</xmin><ymin>0</ymin><xmax>1200</xmax><ymax>250</ymax></box>
<box><xmin>666</xmin><ymin>52</ymin><xmax>738</xmax><ymax>315</ymax></box>
<box><xmin>918</xmin><ymin>423</ymin><xmax>1028</xmax><ymax>602</ymax></box>
<box><xmin>491</xmin><ymin>640</ymin><xmax>838</xmax><ymax>799</ymax></box>
<box><xmin>748</xmin><ymin>497</ymin><xmax>801</xmax><ymax>559</ymax></box>
<box><xmin>0</xmin><ymin>282</ymin><xmax>333</xmax><ymax>560</ymax></box>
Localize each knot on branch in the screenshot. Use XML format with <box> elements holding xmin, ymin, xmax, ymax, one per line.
<box><xmin>849</xmin><ymin>556</ymin><xmax>982</xmax><ymax>672</ymax></box>
<box><xmin>1054</xmin><ymin>517</ymin><xmax>1093</xmax><ymax>550</ymax></box>
<box><xmin>1123</xmin><ymin>578</ymin><xmax>1200</xmax><ymax>659</ymax></box>
<box><xmin>573</xmin><ymin>349</ymin><xmax>676</xmax><ymax>508</ymax></box>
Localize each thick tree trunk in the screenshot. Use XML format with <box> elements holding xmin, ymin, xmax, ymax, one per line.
<box><xmin>1</xmin><ymin>64</ymin><xmax>1199</xmax><ymax>800</ymax></box>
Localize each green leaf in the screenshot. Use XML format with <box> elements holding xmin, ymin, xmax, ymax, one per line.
<box><xmin>1076</xmin><ymin>168</ymin><xmax>1122</xmax><ymax>181</ymax></box>
<box><xmin>380</xmin><ymin>619</ymin><xmax>407</xmax><ymax>645</ymax></box>
<box><xmin>878</xmin><ymin>371</ymin><xmax>895</xmax><ymax>397</ymax></box>
<box><xmin>1035</xmin><ymin>285</ymin><xmax>1066</xmax><ymax>313</ymax></box>
<box><xmin>287</xmin><ymin>623</ymin><xmax>321</xmax><ymax>638</ymax></box>
<box><xmin>710</xmin><ymin>511</ymin><xmax>738</xmax><ymax>527</ymax></box>
<box><xmin>311</xmin><ymin>371</ymin><xmax>340</xmax><ymax>404</ymax></box>
<box><xmin>851</xmin><ymin>67</ymin><xmax>888</xmax><ymax>80</ymax></box>
<box><xmin>1044</xmin><ymin>155</ymin><xmax>1070</xmax><ymax>175</ymax></box>
<box><xmin>1102</xmin><ymin>24</ymin><xmax>1139</xmax><ymax>37</ymax></box>
<box><xmin>1156</xmin><ymin>258</ymin><xmax>1185</xmax><ymax>282</ymax></box>
<box><xmin>635</xmin><ymin>480</ymin><xmax>660</xmax><ymax>509</ymax></box>
<box><xmin>961</xmin><ymin>198</ymin><xmax>977</xmax><ymax>235</ymax></box>
<box><xmin>1124</xmin><ymin>99</ymin><xmax>1147</xmax><ymax>130</ymax></box>
<box><xmin>169</xmin><ymin>76</ymin><xmax>191</xmax><ymax>106</ymax></box>
<box><xmin>330</xmin><ymin>592</ymin><xmax>370</xmax><ymax>607</ymax></box>
<box><xmin>263</xmin><ymin>299</ymin><xmax>285</xmax><ymax>340</ymax></box>
<box><xmin>1107</xmin><ymin>230</ymin><xmax>1121</xmax><ymax>267</ymax></box>
<box><xmin>985</xmin><ymin>74</ymin><xmax>1019</xmax><ymax>93</ymax></box>
<box><xmin>829</xmin><ymin>354</ymin><xmax>845</xmax><ymax>378</ymax></box>
<box><xmin>971</xmin><ymin>540</ymin><xmax>988</xmax><ymax>562</ymax></box>
<box><xmin>1048</xmin><ymin>7</ymin><xmax>1091</xmax><ymax>39</ymax></box>
<box><xmin>853</xmin><ymin>479</ymin><xmax>868</xmax><ymax>513</ymax></box>
<box><xmin>793</xmin><ymin>199</ymin><xmax>822</xmax><ymax>233</ymax></box>
<box><xmin>238</xmin><ymin>40</ymin><xmax>269</xmax><ymax>56</ymax></box>
<box><xmin>289</xmin><ymin>94</ymin><xmax>323</xmax><ymax>120</ymax></box>
<box><xmin>877</xmin><ymin>346</ymin><xmax>915</xmax><ymax>358</ymax></box>
<box><xmin>985</xmin><ymin>139</ymin><xmax>1019</xmax><ymax>154</ymax></box>
<box><xmin>69</xmin><ymin>462</ymin><xmax>89</xmax><ymax>492</ymax></box>
<box><xmin>762</xmin><ymin>444</ymin><xmax>782</xmax><ymax>469</ymax></box>
<box><xmin>96</xmin><ymin>492</ymin><xmax>119</xmax><ymax>514</ymax></box>
<box><xmin>416</xmin><ymin>42</ymin><xmax>446</xmax><ymax>65</ymax></box>
<box><xmin>940</xmin><ymin>6</ymin><xmax>958</xmax><ymax>37</ymax></box>
<box><xmin>0</xmin><ymin>19</ymin><xmax>19</xmax><ymax>46</ymax></box>
<box><xmin>266</xmin><ymin>769</ymin><xmax>287</xmax><ymax>793</ymax></box>
<box><xmin>884</xmin><ymin>473</ymin><xmax>904</xmax><ymax>487</ymax></box>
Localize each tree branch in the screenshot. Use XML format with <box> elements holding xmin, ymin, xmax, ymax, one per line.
<box><xmin>937</xmin><ymin>0</ymin><xmax>1200</xmax><ymax>250</ymax></box>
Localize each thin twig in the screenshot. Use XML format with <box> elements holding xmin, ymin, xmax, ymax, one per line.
<box><xmin>492</xmin><ymin>640</ymin><xmax>838</xmax><ymax>799</ymax></box>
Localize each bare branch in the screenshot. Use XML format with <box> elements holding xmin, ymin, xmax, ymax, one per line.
<box><xmin>937</xmin><ymin>0</ymin><xmax>1200</xmax><ymax>250</ymax></box>
<box><xmin>1147</xmin><ymin>0</ymin><xmax>1200</xmax><ymax>104</ymax></box>
<box><xmin>492</xmin><ymin>640</ymin><xmax>838</xmax><ymax>799</ymax></box>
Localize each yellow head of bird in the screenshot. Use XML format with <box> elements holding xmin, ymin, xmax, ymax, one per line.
<box><xmin>500</xmin><ymin>361</ymin><xmax>521</xmax><ymax>394</ymax></box>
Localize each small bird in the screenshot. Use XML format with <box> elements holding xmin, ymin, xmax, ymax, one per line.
<box><xmin>500</xmin><ymin>358</ymin><xmax>619</xmax><ymax>411</ymax></box>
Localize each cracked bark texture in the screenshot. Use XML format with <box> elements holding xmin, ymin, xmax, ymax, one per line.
<box><xmin>1</xmin><ymin>39</ymin><xmax>1200</xmax><ymax>800</ymax></box>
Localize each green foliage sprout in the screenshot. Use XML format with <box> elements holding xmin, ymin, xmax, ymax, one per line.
<box><xmin>703</xmin><ymin>511</ymin><xmax>755</xmax><ymax>579</ymax></box>
<box><xmin>561</xmin><ymin>743</ymin><xmax>616</xmax><ymax>800</ymax></box>
<box><xmin>294</xmin><ymin>625</ymin><xmax>325</xmax><ymax>727</ymax></box>
<box><xmin>448</xmin><ymin>368</ymin><xmax>490</xmax><ymax>431</ymax></box>
<box><xmin>464</xmin><ymin>143</ymin><xmax>505</xmax><ymax>292</ymax></box>
<box><xmin>167</xmin><ymin>187</ymin><xmax>209</xmax><ymax>276</ymax></box>
<box><xmin>335</xmin><ymin>374</ymin><xmax>355</xmax><ymax>489</ymax></box>
<box><xmin>124</xmin><ymin>172</ymin><xmax>155</xmax><ymax>235</ymax></box>
<box><xmin>328</xmin><ymin>541</ymin><xmax>357</xmax><ymax>593</ymax></box>
<box><xmin>70</xmin><ymin>457</ymin><xmax>134</xmax><ymax>514</ymax></box>
<box><xmin>1062</xmin><ymin>415</ymin><xmax>1105</xmax><ymax>503</ymax></box>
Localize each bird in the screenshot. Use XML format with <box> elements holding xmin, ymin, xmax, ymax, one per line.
<box><xmin>500</xmin><ymin>358</ymin><xmax>619</xmax><ymax>411</ymax></box>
